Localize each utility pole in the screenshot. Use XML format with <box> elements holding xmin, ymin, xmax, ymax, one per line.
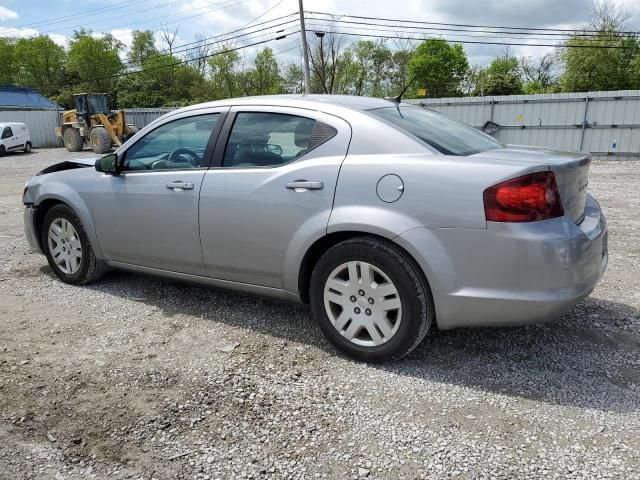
<box><xmin>298</xmin><ymin>0</ymin><xmax>311</xmax><ymax>94</ymax></box>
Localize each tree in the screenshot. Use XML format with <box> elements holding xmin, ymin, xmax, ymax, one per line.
<box><xmin>407</xmin><ymin>38</ymin><xmax>469</xmax><ymax>97</ymax></box>
<box><xmin>560</xmin><ymin>0</ymin><xmax>640</xmax><ymax>92</ymax></box>
<box><xmin>308</xmin><ymin>32</ymin><xmax>344</xmax><ymax>94</ymax></box>
<box><xmin>12</xmin><ymin>36</ymin><xmax>65</xmax><ymax>96</ymax></box>
<box><xmin>475</xmin><ymin>56</ymin><xmax>523</xmax><ymax>96</ymax></box>
<box><xmin>520</xmin><ymin>52</ymin><xmax>561</xmax><ymax>93</ymax></box>
<box><xmin>67</xmin><ymin>30</ymin><xmax>124</xmax><ymax>92</ymax></box>
<box><xmin>282</xmin><ymin>63</ymin><xmax>304</xmax><ymax>94</ymax></box>
<box><xmin>128</xmin><ymin>30</ymin><xmax>157</xmax><ymax>67</ymax></box>
<box><xmin>186</xmin><ymin>34</ymin><xmax>211</xmax><ymax>77</ymax></box>
<box><xmin>344</xmin><ymin>40</ymin><xmax>392</xmax><ymax>97</ymax></box>
<box><xmin>0</xmin><ymin>38</ymin><xmax>15</xmax><ymax>85</ymax></box>
<box><xmin>244</xmin><ymin>47</ymin><xmax>282</xmax><ymax>95</ymax></box>
<box><xmin>206</xmin><ymin>46</ymin><xmax>240</xmax><ymax>99</ymax></box>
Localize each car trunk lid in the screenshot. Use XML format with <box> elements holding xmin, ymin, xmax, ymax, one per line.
<box><xmin>476</xmin><ymin>145</ymin><xmax>591</xmax><ymax>223</ymax></box>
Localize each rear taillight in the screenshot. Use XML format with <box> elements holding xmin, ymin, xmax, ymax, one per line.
<box><xmin>483</xmin><ymin>171</ymin><xmax>564</xmax><ymax>222</ymax></box>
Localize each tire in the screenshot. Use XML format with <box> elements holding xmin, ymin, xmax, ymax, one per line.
<box><xmin>0</xmin><ymin>145</ymin><xmax>5</xmax><ymax>157</ymax></box>
<box><xmin>310</xmin><ymin>237</ymin><xmax>434</xmax><ymax>363</ymax></box>
<box><xmin>42</xmin><ymin>204</ymin><xmax>107</xmax><ymax>285</ymax></box>
<box><xmin>90</xmin><ymin>127</ymin><xmax>112</xmax><ymax>154</ymax></box>
<box><xmin>24</xmin><ymin>142</ymin><xmax>32</xmax><ymax>153</ymax></box>
<box><xmin>127</xmin><ymin>125</ymin><xmax>139</xmax><ymax>137</ymax></box>
<box><xmin>63</xmin><ymin>128</ymin><xmax>84</xmax><ymax>152</ymax></box>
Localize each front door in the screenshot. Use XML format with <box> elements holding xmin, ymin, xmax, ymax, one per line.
<box><xmin>90</xmin><ymin>109</ymin><xmax>227</xmax><ymax>275</ymax></box>
<box><xmin>199</xmin><ymin>106</ymin><xmax>351</xmax><ymax>289</ymax></box>
<box><xmin>2</xmin><ymin>126</ymin><xmax>19</xmax><ymax>150</ymax></box>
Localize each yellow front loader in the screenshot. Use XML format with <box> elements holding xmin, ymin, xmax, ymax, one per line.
<box><xmin>55</xmin><ymin>93</ymin><xmax>139</xmax><ymax>154</ymax></box>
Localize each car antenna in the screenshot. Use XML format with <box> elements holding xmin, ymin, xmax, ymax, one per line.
<box><xmin>385</xmin><ymin>75</ymin><xmax>418</xmax><ymax>104</ymax></box>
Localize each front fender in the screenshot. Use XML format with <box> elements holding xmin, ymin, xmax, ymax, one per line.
<box><xmin>30</xmin><ymin>182</ymin><xmax>104</xmax><ymax>259</ymax></box>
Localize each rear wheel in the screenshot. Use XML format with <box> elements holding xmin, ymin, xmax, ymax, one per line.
<box><xmin>63</xmin><ymin>128</ymin><xmax>84</xmax><ymax>152</ymax></box>
<box><xmin>24</xmin><ymin>142</ymin><xmax>32</xmax><ymax>153</ymax></box>
<box><xmin>90</xmin><ymin>127</ymin><xmax>112</xmax><ymax>154</ymax></box>
<box><xmin>42</xmin><ymin>204</ymin><xmax>107</xmax><ymax>285</ymax></box>
<box><xmin>310</xmin><ymin>237</ymin><xmax>434</xmax><ymax>362</ymax></box>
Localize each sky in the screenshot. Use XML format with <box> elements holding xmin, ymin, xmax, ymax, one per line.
<box><xmin>1</xmin><ymin>0</ymin><xmax>640</xmax><ymax>67</ymax></box>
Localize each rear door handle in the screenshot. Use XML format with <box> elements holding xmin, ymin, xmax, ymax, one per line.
<box><xmin>166</xmin><ymin>181</ymin><xmax>194</xmax><ymax>191</ymax></box>
<box><xmin>285</xmin><ymin>181</ymin><xmax>324</xmax><ymax>191</ymax></box>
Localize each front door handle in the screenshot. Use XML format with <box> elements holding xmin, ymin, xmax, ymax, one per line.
<box><xmin>285</xmin><ymin>181</ymin><xmax>324</xmax><ymax>191</ymax></box>
<box><xmin>166</xmin><ymin>181</ymin><xmax>194</xmax><ymax>191</ymax></box>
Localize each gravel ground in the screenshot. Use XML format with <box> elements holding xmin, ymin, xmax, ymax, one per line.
<box><xmin>0</xmin><ymin>147</ymin><xmax>639</xmax><ymax>480</ymax></box>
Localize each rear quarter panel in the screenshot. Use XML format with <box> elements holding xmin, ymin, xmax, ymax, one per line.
<box><xmin>329</xmin><ymin>152</ymin><xmax>548</xmax><ymax>234</ymax></box>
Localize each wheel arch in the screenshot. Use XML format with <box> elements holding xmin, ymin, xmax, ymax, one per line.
<box><xmin>297</xmin><ymin>230</ymin><xmax>435</xmax><ymax>321</ymax></box>
<box><xmin>33</xmin><ymin>193</ymin><xmax>104</xmax><ymax>259</ymax></box>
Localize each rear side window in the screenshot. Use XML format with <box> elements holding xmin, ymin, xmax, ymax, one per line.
<box><xmin>369</xmin><ymin>106</ymin><xmax>502</xmax><ymax>156</ymax></box>
<box><xmin>223</xmin><ymin>112</ymin><xmax>336</xmax><ymax>168</ymax></box>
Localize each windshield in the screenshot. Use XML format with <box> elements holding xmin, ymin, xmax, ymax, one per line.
<box><xmin>369</xmin><ymin>105</ymin><xmax>502</xmax><ymax>156</ymax></box>
<box><xmin>87</xmin><ymin>95</ymin><xmax>110</xmax><ymax>114</ymax></box>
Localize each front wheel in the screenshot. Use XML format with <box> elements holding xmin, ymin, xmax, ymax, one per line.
<box><xmin>310</xmin><ymin>237</ymin><xmax>434</xmax><ymax>362</ymax></box>
<box><xmin>42</xmin><ymin>204</ymin><xmax>107</xmax><ymax>285</ymax></box>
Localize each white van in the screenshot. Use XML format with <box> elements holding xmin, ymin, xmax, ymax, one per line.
<box><xmin>0</xmin><ymin>122</ymin><xmax>32</xmax><ymax>156</ymax></box>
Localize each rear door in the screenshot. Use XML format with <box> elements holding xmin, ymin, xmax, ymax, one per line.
<box><xmin>90</xmin><ymin>108</ymin><xmax>228</xmax><ymax>275</ymax></box>
<box><xmin>199</xmin><ymin>106</ymin><xmax>351</xmax><ymax>289</ymax></box>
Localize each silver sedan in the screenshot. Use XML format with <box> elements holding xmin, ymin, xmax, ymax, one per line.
<box><xmin>23</xmin><ymin>95</ymin><xmax>608</xmax><ymax>362</ymax></box>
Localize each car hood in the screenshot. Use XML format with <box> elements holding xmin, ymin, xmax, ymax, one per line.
<box><xmin>37</xmin><ymin>156</ymin><xmax>99</xmax><ymax>176</ymax></box>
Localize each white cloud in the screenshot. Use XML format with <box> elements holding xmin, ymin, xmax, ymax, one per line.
<box><xmin>0</xmin><ymin>6</ymin><xmax>18</xmax><ymax>21</ymax></box>
<box><xmin>0</xmin><ymin>26</ymin><xmax>37</xmax><ymax>38</ymax></box>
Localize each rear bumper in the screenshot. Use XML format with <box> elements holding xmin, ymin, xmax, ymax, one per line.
<box><xmin>23</xmin><ymin>206</ymin><xmax>43</xmax><ymax>254</ymax></box>
<box><xmin>396</xmin><ymin>194</ymin><xmax>608</xmax><ymax>329</ymax></box>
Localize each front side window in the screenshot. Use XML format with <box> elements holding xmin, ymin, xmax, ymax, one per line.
<box><xmin>223</xmin><ymin>112</ymin><xmax>317</xmax><ymax>168</ymax></box>
<box><xmin>369</xmin><ymin>106</ymin><xmax>502</xmax><ymax>156</ymax></box>
<box><xmin>123</xmin><ymin>114</ymin><xmax>219</xmax><ymax>171</ymax></box>
<box><xmin>2</xmin><ymin>127</ymin><xmax>13</xmax><ymax>139</ymax></box>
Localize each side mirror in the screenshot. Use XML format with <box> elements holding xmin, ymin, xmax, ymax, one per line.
<box><xmin>95</xmin><ymin>153</ymin><xmax>119</xmax><ymax>175</ymax></box>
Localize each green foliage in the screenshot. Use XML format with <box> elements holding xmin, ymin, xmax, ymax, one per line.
<box><xmin>128</xmin><ymin>30</ymin><xmax>157</xmax><ymax>66</ymax></box>
<box><xmin>344</xmin><ymin>40</ymin><xmax>392</xmax><ymax>97</ymax></box>
<box><xmin>66</xmin><ymin>30</ymin><xmax>124</xmax><ymax>93</ymax></box>
<box><xmin>117</xmin><ymin>53</ymin><xmax>203</xmax><ymax>107</ymax></box>
<box><xmin>282</xmin><ymin>63</ymin><xmax>304</xmax><ymax>94</ymax></box>
<box><xmin>245</xmin><ymin>47</ymin><xmax>282</xmax><ymax>95</ymax></box>
<box><xmin>13</xmin><ymin>36</ymin><xmax>66</xmax><ymax>97</ymax></box>
<box><xmin>407</xmin><ymin>39</ymin><xmax>469</xmax><ymax>97</ymax></box>
<box><xmin>0</xmin><ymin>37</ymin><xmax>15</xmax><ymax>85</ymax></box>
<box><xmin>475</xmin><ymin>56</ymin><xmax>523</xmax><ymax>96</ymax></box>
<box><xmin>561</xmin><ymin>31</ymin><xmax>640</xmax><ymax>92</ymax></box>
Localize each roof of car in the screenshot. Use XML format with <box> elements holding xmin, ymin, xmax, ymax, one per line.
<box><xmin>179</xmin><ymin>94</ymin><xmax>403</xmax><ymax>114</ymax></box>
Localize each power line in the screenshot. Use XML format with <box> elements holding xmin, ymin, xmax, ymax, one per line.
<box><xmin>130</xmin><ymin>13</ymin><xmax>295</xmax><ymax>62</ymax></box>
<box><xmin>123</xmin><ymin>19</ymin><xmax>299</xmax><ymax>68</ymax></box>
<box><xmin>307</xmin><ymin>11</ymin><xmax>640</xmax><ymax>36</ymax></box>
<box><xmin>305</xmin><ymin>28</ymin><xmax>635</xmax><ymax>49</ymax></box>
<box><xmin>3</xmin><ymin>0</ymin><xmax>189</xmax><ymax>37</ymax></box>
<box><xmin>0</xmin><ymin>0</ymin><xmax>150</xmax><ymax>34</ymax></box>
<box><xmin>305</xmin><ymin>21</ymin><xmax>589</xmax><ymax>43</ymax></box>
<box><xmin>34</xmin><ymin>32</ymin><xmax>298</xmax><ymax>89</ymax></box>
<box><xmin>305</xmin><ymin>16</ymin><xmax>639</xmax><ymax>39</ymax></box>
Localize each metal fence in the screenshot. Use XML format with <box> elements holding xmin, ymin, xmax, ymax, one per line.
<box><xmin>0</xmin><ymin>107</ymin><xmax>175</xmax><ymax>148</ymax></box>
<box><xmin>406</xmin><ymin>90</ymin><xmax>640</xmax><ymax>160</ymax></box>
<box><xmin>4</xmin><ymin>92</ymin><xmax>640</xmax><ymax>158</ymax></box>
<box><xmin>0</xmin><ymin>108</ymin><xmax>62</xmax><ymax>148</ymax></box>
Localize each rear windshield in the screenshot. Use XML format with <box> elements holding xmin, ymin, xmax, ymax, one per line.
<box><xmin>369</xmin><ymin>105</ymin><xmax>502</xmax><ymax>156</ymax></box>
